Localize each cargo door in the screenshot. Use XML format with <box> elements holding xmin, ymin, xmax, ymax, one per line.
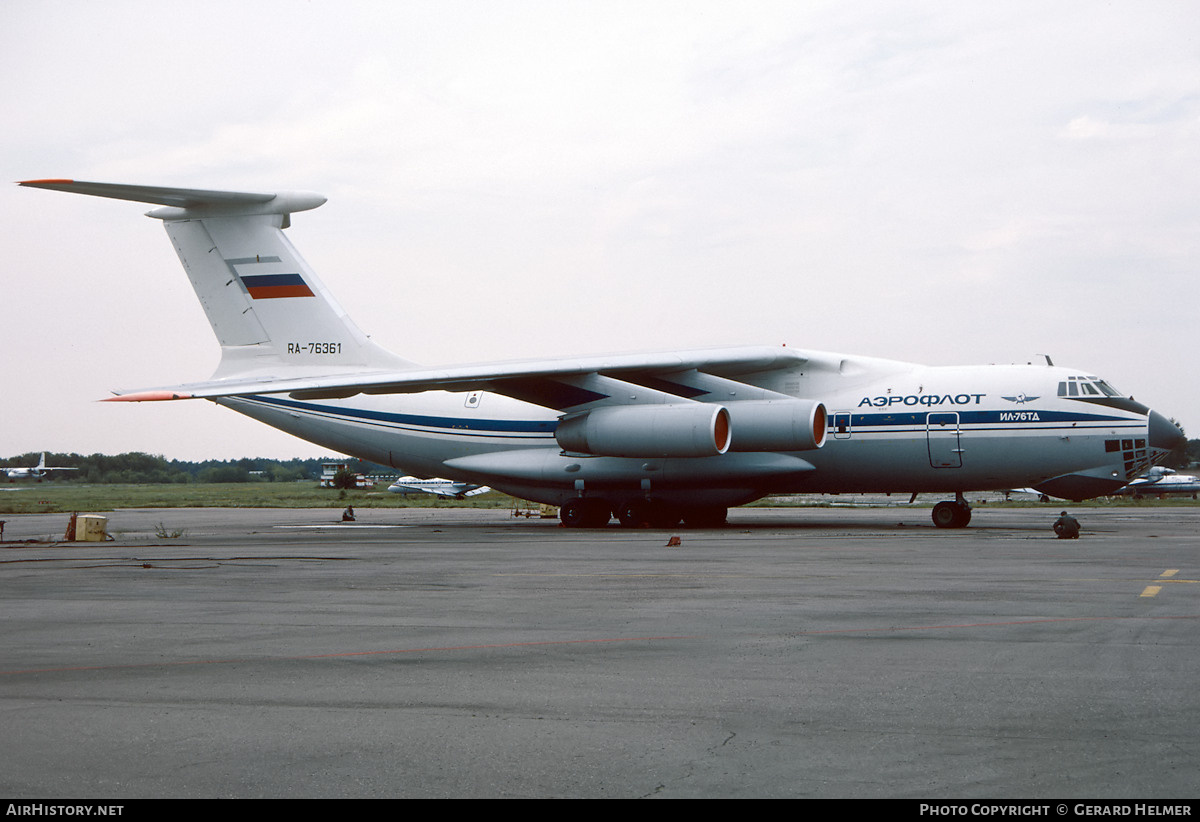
<box><xmin>926</xmin><ymin>412</ymin><xmax>963</xmax><ymax>468</ymax></box>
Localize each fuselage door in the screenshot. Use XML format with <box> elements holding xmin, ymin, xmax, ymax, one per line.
<box><xmin>927</xmin><ymin>411</ymin><xmax>962</xmax><ymax>468</ymax></box>
<box><xmin>832</xmin><ymin>412</ymin><xmax>852</xmax><ymax>440</ymax></box>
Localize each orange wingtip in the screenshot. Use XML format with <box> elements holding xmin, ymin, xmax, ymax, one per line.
<box><xmin>18</xmin><ymin>178</ymin><xmax>75</xmax><ymax>185</ymax></box>
<box><xmin>102</xmin><ymin>391</ymin><xmax>194</xmax><ymax>402</ymax></box>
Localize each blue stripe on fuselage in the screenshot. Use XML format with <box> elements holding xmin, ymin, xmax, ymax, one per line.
<box><xmin>242</xmin><ymin>394</ymin><xmax>558</xmax><ymax>435</ymax></box>
<box><xmin>843</xmin><ymin>409</ymin><xmax>1134</xmax><ymax>428</ymax></box>
<box><xmin>239</xmin><ymin>396</ymin><xmax>1138</xmax><ymax>439</ymax></box>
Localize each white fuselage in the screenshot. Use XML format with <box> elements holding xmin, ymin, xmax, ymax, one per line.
<box><xmin>219</xmin><ymin>357</ymin><xmax>1157</xmax><ymax>507</ymax></box>
<box><xmin>1117</xmin><ymin>473</ymin><xmax>1200</xmax><ymax>497</ymax></box>
<box><xmin>388</xmin><ymin>476</ymin><xmax>489</xmax><ymax>498</ymax></box>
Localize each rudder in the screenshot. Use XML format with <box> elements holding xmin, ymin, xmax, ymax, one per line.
<box><xmin>19</xmin><ymin>179</ymin><xmax>411</xmax><ymax>379</ymax></box>
<box><xmin>162</xmin><ymin>212</ymin><xmax>409</xmax><ymax>378</ymax></box>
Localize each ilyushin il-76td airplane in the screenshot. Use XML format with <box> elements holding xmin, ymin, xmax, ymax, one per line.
<box><xmin>20</xmin><ymin>179</ymin><xmax>1186</xmax><ymax>529</ymax></box>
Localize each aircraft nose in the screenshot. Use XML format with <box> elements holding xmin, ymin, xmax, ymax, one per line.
<box><xmin>1148</xmin><ymin>410</ymin><xmax>1186</xmax><ymax>452</ymax></box>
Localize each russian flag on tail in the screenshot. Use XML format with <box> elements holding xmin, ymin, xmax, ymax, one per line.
<box><xmin>241</xmin><ymin>273</ymin><xmax>315</xmax><ymax>299</ymax></box>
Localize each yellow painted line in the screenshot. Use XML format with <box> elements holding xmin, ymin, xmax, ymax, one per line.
<box><xmin>1161</xmin><ymin>569</ymin><xmax>1179</xmax><ymax>578</ymax></box>
<box><xmin>1140</xmin><ymin>586</ymin><xmax>1162</xmax><ymax>598</ymax></box>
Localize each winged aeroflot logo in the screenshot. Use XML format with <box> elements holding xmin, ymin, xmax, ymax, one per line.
<box><xmin>1002</xmin><ymin>394</ymin><xmax>1039</xmax><ymax>404</ymax></box>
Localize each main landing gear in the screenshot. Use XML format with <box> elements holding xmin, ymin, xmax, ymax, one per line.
<box><xmin>558</xmin><ymin>498</ymin><xmax>612</xmax><ymax>529</ymax></box>
<box><xmin>559</xmin><ymin>498</ymin><xmax>728</xmax><ymax>529</ymax></box>
<box><xmin>931</xmin><ymin>494</ymin><xmax>972</xmax><ymax>529</ymax></box>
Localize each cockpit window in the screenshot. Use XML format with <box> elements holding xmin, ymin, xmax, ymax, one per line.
<box><xmin>1057</xmin><ymin>376</ymin><xmax>1126</xmax><ymax>398</ymax></box>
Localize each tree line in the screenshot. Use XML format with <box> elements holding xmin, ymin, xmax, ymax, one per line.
<box><xmin>0</xmin><ymin>452</ymin><xmax>393</xmax><ymax>484</ymax></box>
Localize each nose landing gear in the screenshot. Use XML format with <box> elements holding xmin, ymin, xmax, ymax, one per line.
<box><xmin>931</xmin><ymin>494</ymin><xmax>972</xmax><ymax>528</ymax></box>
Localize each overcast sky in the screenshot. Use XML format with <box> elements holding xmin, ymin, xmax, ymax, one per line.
<box><xmin>4</xmin><ymin>1</ymin><xmax>1198</xmax><ymax>461</ymax></box>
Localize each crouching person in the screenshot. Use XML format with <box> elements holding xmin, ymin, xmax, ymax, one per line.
<box><xmin>1053</xmin><ymin>511</ymin><xmax>1080</xmax><ymax>539</ymax></box>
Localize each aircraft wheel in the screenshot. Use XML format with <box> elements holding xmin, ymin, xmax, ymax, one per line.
<box><xmin>932</xmin><ymin>500</ymin><xmax>971</xmax><ymax>529</ymax></box>
<box><xmin>681</xmin><ymin>506</ymin><xmax>727</xmax><ymax>528</ymax></box>
<box><xmin>560</xmin><ymin>499</ymin><xmax>588</xmax><ymax>527</ymax></box>
<box><xmin>617</xmin><ymin>499</ymin><xmax>651</xmax><ymax>528</ymax></box>
<box><xmin>561</xmin><ymin>498</ymin><xmax>611</xmax><ymax>528</ymax></box>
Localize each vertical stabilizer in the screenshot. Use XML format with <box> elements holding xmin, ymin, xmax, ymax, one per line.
<box><xmin>159</xmin><ymin>212</ymin><xmax>412</xmax><ymax>377</ymax></box>
<box><xmin>19</xmin><ymin>180</ymin><xmax>413</xmax><ymax>379</ymax></box>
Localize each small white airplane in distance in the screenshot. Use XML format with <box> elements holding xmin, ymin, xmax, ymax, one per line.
<box><xmin>19</xmin><ymin>179</ymin><xmax>1187</xmax><ymax>529</ymax></box>
<box><xmin>1115</xmin><ymin>467</ymin><xmax>1200</xmax><ymax>499</ymax></box>
<box><xmin>3</xmin><ymin>453</ymin><xmax>78</xmax><ymax>480</ymax></box>
<box><xmin>388</xmin><ymin>477</ymin><xmax>491</xmax><ymax>499</ymax></box>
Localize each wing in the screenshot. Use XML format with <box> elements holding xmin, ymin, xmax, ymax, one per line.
<box><xmin>105</xmin><ymin>344</ymin><xmax>848</xmax><ymax>457</ymax></box>
<box><xmin>105</xmin><ymin>345</ymin><xmax>813</xmax><ymax>410</ymax></box>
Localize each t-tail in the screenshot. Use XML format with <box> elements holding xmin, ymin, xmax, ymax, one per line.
<box><xmin>19</xmin><ymin>180</ymin><xmax>412</xmax><ymax>382</ymax></box>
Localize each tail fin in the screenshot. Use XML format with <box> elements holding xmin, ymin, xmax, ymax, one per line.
<box><xmin>37</xmin><ymin>453</ymin><xmax>46</xmax><ymax>470</ymax></box>
<box><xmin>19</xmin><ymin>180</ymin><xmax>413</xmax><ymax>379</ymax></box>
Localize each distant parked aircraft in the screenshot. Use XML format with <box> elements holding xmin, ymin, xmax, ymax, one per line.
<box><xmin>1114</xmin><ymin>467</ymin><xmax>1200</xmax><ymax>499</ymax></box>
<box><xmin>388</xmin><ymin>477</ymin><xmax>490</xmax><ymax>499</ymax></box>
<box><xmin>3</xmin><ymin>453</ymin><xmax>77</xmax><ymax>481</ymax></box>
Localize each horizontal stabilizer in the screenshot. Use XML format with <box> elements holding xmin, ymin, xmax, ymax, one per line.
<box><xmin>19</xmin><ymin>179</ymin><xmax>326</xmax><ymax>218</ymax></box>
<box><xmin>21</xmin><ymin>179</ymin><xmax>272</xmax><ymax>208</ymax></box>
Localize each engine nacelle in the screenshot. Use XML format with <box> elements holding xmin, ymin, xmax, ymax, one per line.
<box><xmin>726</xmin><ymin>399</ymin><xmax>826</xmax><ymax>452</ymax></box>
<box><xmin>555</xmin><ymin>404</ymin><xmax>731</xmax><ymax>458</ymax></box>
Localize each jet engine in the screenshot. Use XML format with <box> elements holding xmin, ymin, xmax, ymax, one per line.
<box><xmin>555</xmin><ymin>404</ymin><xmax>731</xmax><ymax>458</ymax></box>
<box><xmin>725</xmin><ymin>399</ymin><xmax>826</xmax><ymax>452</ymax></box>
<box><xmin>554</xmin><ymin>399</ymin><xmax>827</xmax><ymax>458</ymax></box>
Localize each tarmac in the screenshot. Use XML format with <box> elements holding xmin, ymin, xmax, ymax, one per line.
<box><xmin>1</xmin><ymin>505</ymin><xmax>1198</xmax><ymax>798</ymax></box>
